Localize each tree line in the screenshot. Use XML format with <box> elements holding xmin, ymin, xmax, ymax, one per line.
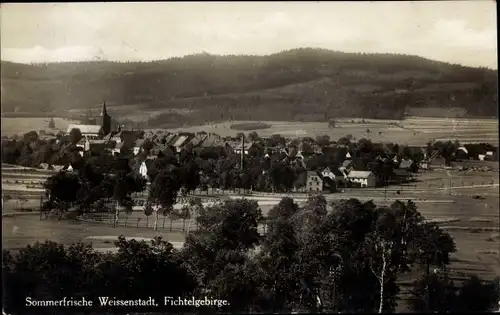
<box><xmin>3</xmin><ymin>196</ymin><xmax>499</xmax><ymax>314</ymax></box>
<box><xmin>2</xmin><ymin>48</ymin><xmax>497</xmax><ymax>122</ymax></box>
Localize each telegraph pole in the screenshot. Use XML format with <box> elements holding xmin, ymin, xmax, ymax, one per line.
<box><xmin>240</xmin><ymin>134</ymin><xmax>245</xmax><ymax>171</ymax></box>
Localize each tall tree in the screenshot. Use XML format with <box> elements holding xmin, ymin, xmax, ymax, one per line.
<box><xmin>69</xmin><ymin>128</ymin><xmax>83</xmax><ymax>145</ymax></box>
<box><xmin>147</xmin><ymin>166</ymin><xmax>182</xmax><ymax>231</ymax></box>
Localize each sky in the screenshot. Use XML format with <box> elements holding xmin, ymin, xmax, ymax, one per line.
<box><xmin>0</xmin><ymin>1</ymin><xmax>497</xmax><ymax>69</ymax></box>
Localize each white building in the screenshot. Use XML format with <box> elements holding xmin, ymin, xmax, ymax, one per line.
<box><xmin>138</xmin><ymin>161</ymin><xmax>148</xmax><ymax>179</ymax></box>
<box><xmin>347</xmin><ymin>171</ymin><xmax>376</xmax><ymax>188</ymax></box>
<box><xmin>66</xmin><ymin>124</ymin><xmax>103</xmax><ymax>140</ymax></box>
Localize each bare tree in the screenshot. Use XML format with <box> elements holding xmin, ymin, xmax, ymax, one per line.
<box><xmin>367</xmin><ymin>234</ymin><xmax>394</xmax><ymax>313</ymax></box>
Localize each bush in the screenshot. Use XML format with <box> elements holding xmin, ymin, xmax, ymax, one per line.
<box><xmin>230</xmin><ymin>122</ymin><xmax>272</xmax><ymax>131</ymax></box>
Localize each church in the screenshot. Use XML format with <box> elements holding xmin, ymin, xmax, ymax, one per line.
<box><xmin>66</xmin><ymin>101</ymin><xmax>112</xmax><ymax>140</ymax></box>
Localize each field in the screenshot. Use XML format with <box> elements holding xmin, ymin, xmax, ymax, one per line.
<box><xmin>1</xmin><ymin>117</ymin><xmax>77</xmax><ymax>136</ymax></box>
<box><xmin>2</xmin><ymin>164</ymin><xmax>499</xmax><ymax>313</ymax></box>
<box><xmin>166</xmin><ymin>116</ymin><xmax>499</xmax><ymax>146</ymax></box>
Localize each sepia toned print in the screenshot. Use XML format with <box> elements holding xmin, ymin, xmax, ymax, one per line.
<box><xmin>1</xmin><ymin>2</ymin><xmax>499</xmax><ymax>314</ymax></box>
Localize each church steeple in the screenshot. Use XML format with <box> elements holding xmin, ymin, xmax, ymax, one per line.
<box><xmin>102</xmin><ymin>101</ymin><xmax>108</xmax><ymax>117</ymax></box>
<box><xmin>100</xmin><ymin>100</ymin><xmax>111</xmax><ymax>137</ymax></box>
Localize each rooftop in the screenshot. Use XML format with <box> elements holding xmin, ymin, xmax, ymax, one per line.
<box><xmin>347</xmin><ymin>171</ymin><xmax>373</xmax><ymax>178</ymax></box>
<box><xmin>66</xmin><ymin>124</ymin><xmax>102</xmax><ymax>134</ymax></box>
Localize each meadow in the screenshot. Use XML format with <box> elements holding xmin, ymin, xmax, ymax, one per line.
<box><xmin>1</xmin><ymin>117</ymin><xmax>77</xmax><ymax>137</ymax></box>
<box><xmin>2</xmin><ymin>165</ymin><xmax>499</xmax><ymax>314</ymax></box>
<box><xmin>167</xmin><ymin>116</ymin><xmax>499</xmax><ymax>146</ymax></box>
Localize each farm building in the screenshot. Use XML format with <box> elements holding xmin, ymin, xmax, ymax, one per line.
<box><xmin>347</xmin><ymin>171</ymin><xmax>376</xmax><ymax>188</ymax></box>
<box><xmin>200</xmin><ymin>133</ymin><xmax>223</xmax><ymax>148</ymax></box>
<box><xmin>479</xmin><ymin>151</ymin><xmax>496</xmax><ymax>161</ymax></box>
<box><xmin>398</xmin><ymin>159</ymin><xmax>418</xmax><ymax>173</ymax></box>
<box><xmin>172</xmin><ymin>135</ymin><xmax>191</xmax><ymax>153</ymax></box>
<box><xmin>226</xmin><ymin>141</ymin><xmax>254</xmax><ymax>155</ymax></box>
<box><xmin>306</xmin><ymin>171</ymin><xmax>323</xmax><ymax>192</ymax></box>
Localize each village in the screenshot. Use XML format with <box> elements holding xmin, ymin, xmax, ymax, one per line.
<box><xmin>29</xmin><ymin>102</ymin><xmax>494</xmax><ymax>195</ymax></box>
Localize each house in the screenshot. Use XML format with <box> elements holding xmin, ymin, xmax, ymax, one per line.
<box><xmin>76</xmin><ymin>138</ymin><xmax>89</xmax><ymax>155</ymax></box>
<box><xmin>200</xmin><ymin>133</ymin><xmax>222</xmax><ymax>148</ymax></box>
<box><xmin>419</xmin><ymin>160</ymin><xmax>429</xmax><ymax>170</ymax></box>
<box><xmin>484</xmin><ymin>151</ymin><xmax>496</xmax><ymax>161</ymax></box>
<box><xmin>321</xmin><ymin>167</ymin><xmax>335</xmax><ymax>180</ymax></box>
<box><xmin>88</xmin><ymin>140</ymin><xmax>107</xmax><ymax>155</ymax></box>
<box><xmin>226</xmin><ymin>141</ymin><xmax>254</xmax><ymax>155</ymax></box>
<box><xmin>111</xmin><ymin>142</ymin><xmax>124</xmax><ymax>156</ymax></box>
<box><xmin>455</xmin><ymin>146</ymin><xmax>469</xmax><ymax>160</ymax></box>
<box><xmin>172</xmin><ymin>135</ymin><xmax>191</xmax><ymax>153</ymax></box>
<box><xmin>398</xmin><ymin>159</ymin><xmax>418</xmax><ymax>173</ymax></box>
<box><xmin>110</xmin><ymin>131</ymin><xmax>123</xmax><ymax>143</ymax></box>
<box><xmin>138</xmin><ymin>161</ymin><xmax>148</xmax><ymax>179</ymax></box>
<box><xmin>430</xmin><ymin>155</ymin><xmax>447</xmax><ymax>168</ymax></box>
<box><xmin>165</xmin><ymin>133</ymin><xmax>177</xmax><ymax>145</ymax></box>
<box><xmin>133</xmin><ymin>139</ymin><xmax>145</xmax><ymax>155</ymax></box>
<box><xmin>338</xmin><ymin>159</ymin><xmax>354</xmax><ymax>175</ymax></box>
<box><xmin>306</xmin><ymin>171</ymin><xmax>323</xmax><ymax>192</ymax></box>
<box><xmin>150</xmin><ymin>143</ymin><xmax>175</xmax><ymax>158</ymax></box>
<box><xmin>67</xmin><ymin>124</ymin><xmax>103</xmax><ymax>140</ymax></box>
<box><xmin>190</xmin><ymin>134</ymin><xmax>208</xmax><ymax>147</ymax></box>
<box><xmin>313</xmin><ymin>145</ymin><xmax>323</xmax><ymax>155</ymax></box>
<box><xmin>347</xmin><ymin>171</ymin><xmax>376</xmax><ymax>188</ymax></box>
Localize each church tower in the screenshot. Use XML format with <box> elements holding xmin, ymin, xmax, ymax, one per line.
<box><xmin>100</xmin><ymin>101</ymin><xmax>112</xmax><ymax>136</ymax></box>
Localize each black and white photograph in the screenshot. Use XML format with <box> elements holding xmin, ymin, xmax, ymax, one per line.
<box><xmin>1</xmin><ymin>1</ymin><xmax>499</xmax><ymax>314</ymax></box>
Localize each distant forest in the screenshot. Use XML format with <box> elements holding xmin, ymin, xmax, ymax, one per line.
<box><xmin>1</xmin><ymin>48</ymin><xmax>497</xmax><ymax>127</ymax></box>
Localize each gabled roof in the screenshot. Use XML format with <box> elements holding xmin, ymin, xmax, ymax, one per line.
<box><xmin>110</xmin><ymin>131</ymin><xmax>121</xmax><ymax>138</ymax></box>
<box><xmin>134</xmin><ymin>139</ymin><xmax>145</xmax><ymax>147</ymax></box>
<box><xmin>165</xmin><ymin>134</ymin><xmax>177</xmax><ymax>145</ymax></box>
<box><xmin>66</xmin><ymin>124</ymin><xmax>102</xmax><ymax>134</ymax></box>
<box><xmin>225</xmin><ymin>141</ymin><xmax>252</xmax><ymax>150</ymax></box>
<box><xmin>89</xmin><ymin>140</ymin><xmax>107</xmax><ymax>145</ymax></box>
<box><xmin>151</xmin><ymin>144</ymin><xmax>167</xmax><ymax>155</ymax></box>
<box><xmin>398</xmin><ymin>159</ymin><xmax>415</xmax><ymax>169</ymax></box>
<box><xmin>341</xmin><ymin>160</ymin><xmax>353</xmax><ymax>168</ymax></box>
<box><xmin>173</xmin><ymin>135</ymin><xmax>190</xmax><ymax>147</ymax></box>
<box><xmin>201</xmin><ymin>134</ymin><xmax>222</xmax><ymax>147</ymax></box>
<box><xmin>112</xmin><ymin>142</ymin><xmax>124</xmax><ymax>150</ymax></box>
<box><xmin>347</xmin><ymin>171</ymin><xmax>373</xmax><ymax>179</ymax></box>
<box><xmin>190</xmin><ymin>134</ymin><xmax>208</xmax><ymax>147</ymax></box>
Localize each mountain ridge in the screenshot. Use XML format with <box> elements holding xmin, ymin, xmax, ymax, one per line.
<box><xmin>1</xmin><ymin>48</ymin><xmax>497</xmax><ymax>126</ymax></box>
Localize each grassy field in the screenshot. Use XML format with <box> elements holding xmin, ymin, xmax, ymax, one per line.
<box><xmin>1</xmin><ymin>117</ymin><xmax>77</xmax><ymax>136</ymax></box>
<box><xmin>2</xmin><ymin>166</ymin><xmax>499</xmax><ymax>288</ymax></box>
<box><xmin>166</xmin><ymin>117</ymin><xmax>498</xmax><ymax>145</ymax></box>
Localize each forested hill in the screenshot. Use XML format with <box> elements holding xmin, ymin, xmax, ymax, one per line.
<box><xmin>1</xmin><ymin>48</ymin><xmax>497</xmax><ymax>124</ymax></box>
